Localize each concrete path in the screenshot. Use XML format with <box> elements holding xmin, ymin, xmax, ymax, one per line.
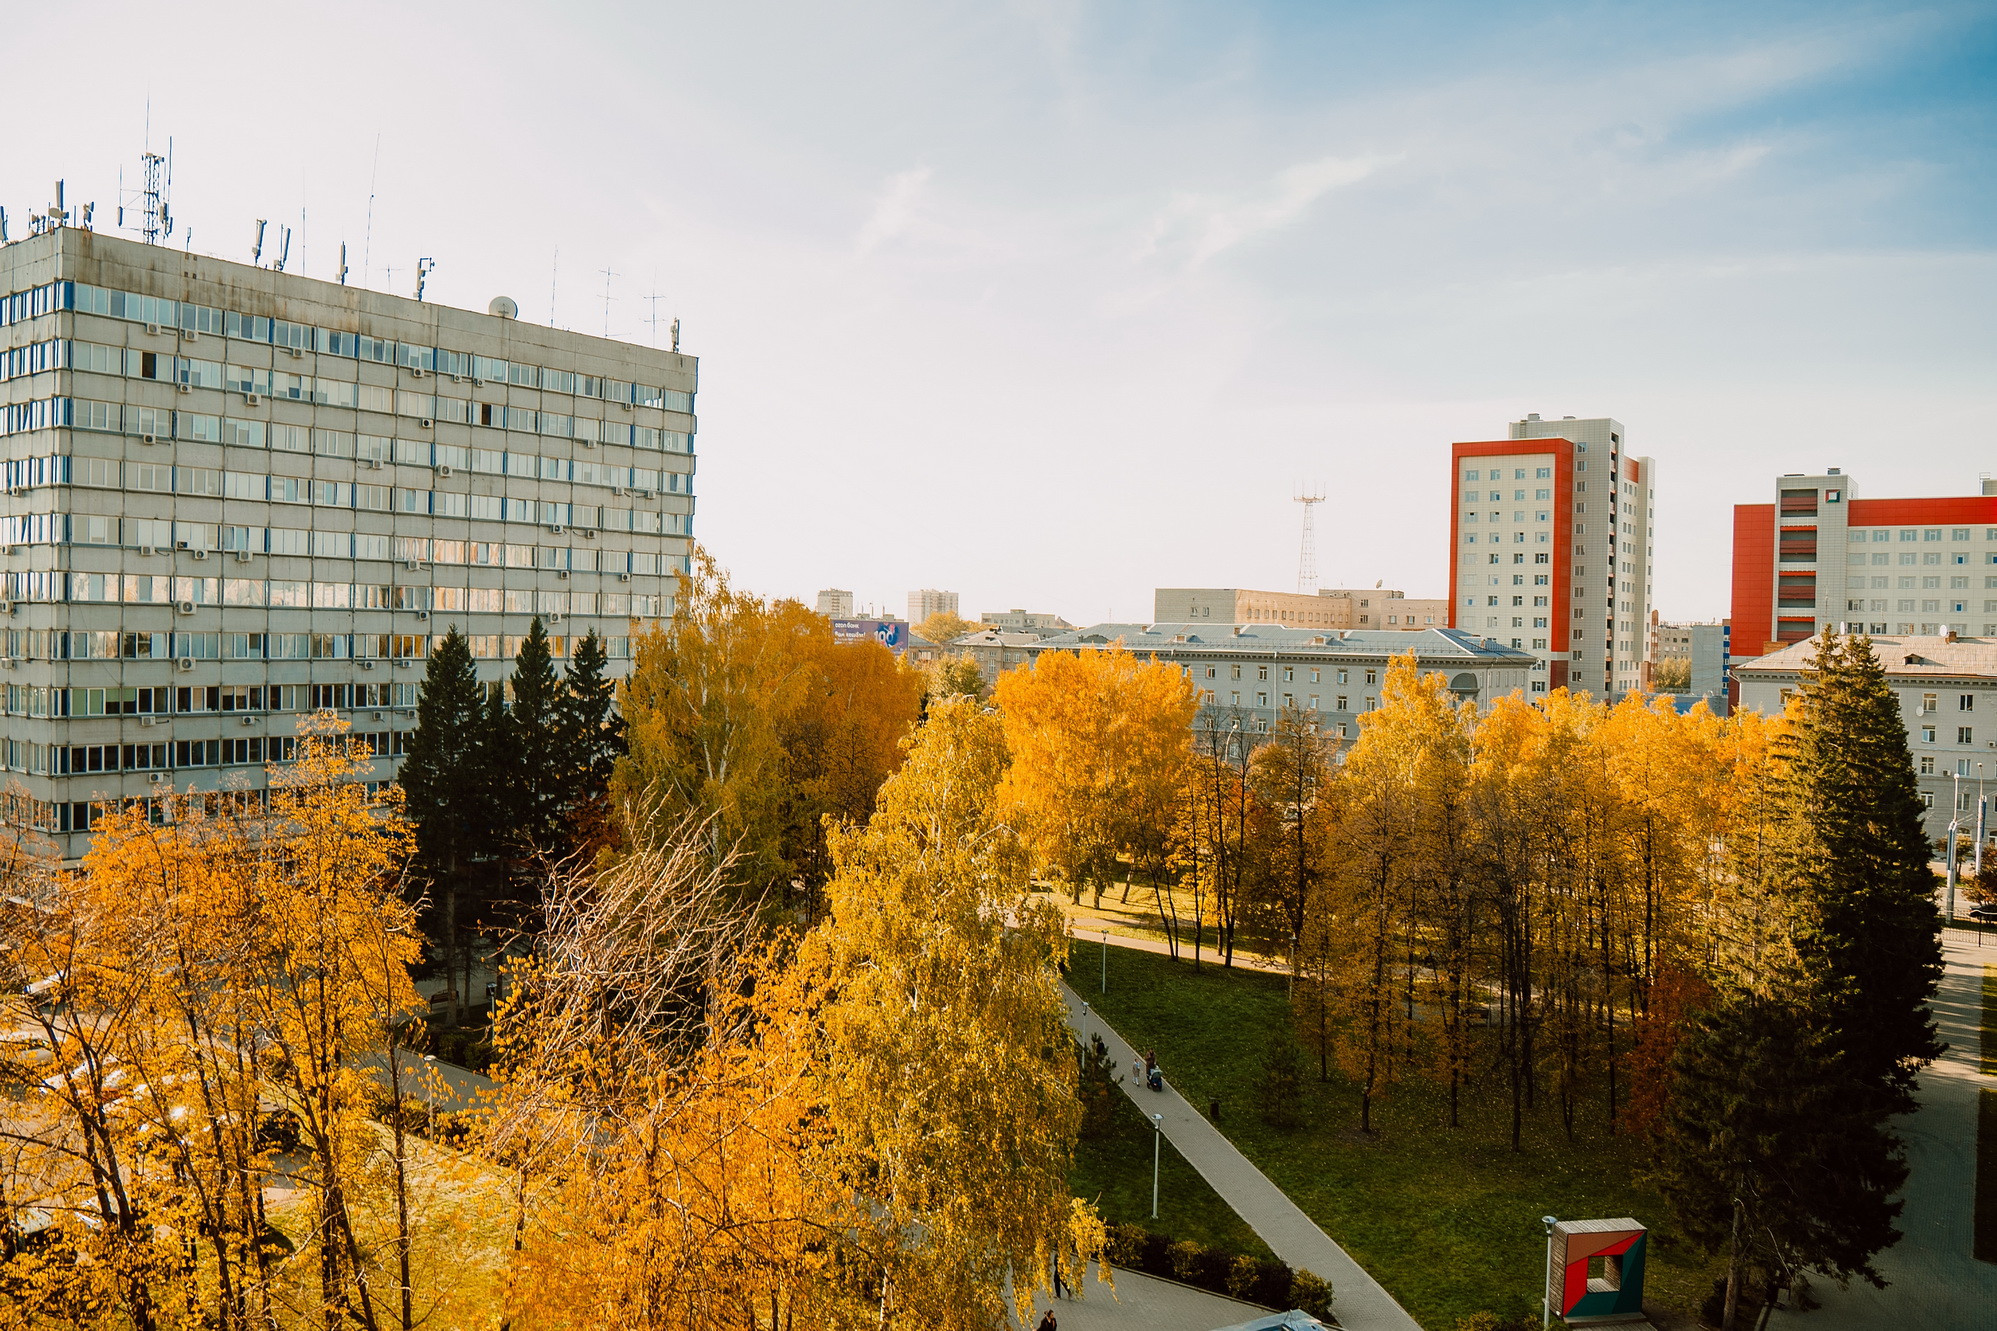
<box><xmin>1766</xmin><ymin>930</ymin><xmax>1997</xmax><ymax>1327</ymax></box>
<box><xmin>1065</xmin><ymin>985</ymin><xmax>1421</xmax><ymax>1331</ymax></box>
<box><xmin>1013</xmin><ymin>1262</ymin><xmax>1283</xmax><ymax>1331</ymax></box>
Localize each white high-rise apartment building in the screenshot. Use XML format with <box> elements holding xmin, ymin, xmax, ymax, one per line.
<box><xmin>815</xmin><ymin>588</ymin><xmax>854</xmax><ymax>618</ymax></box>
<box><xmin>1</xmin><ymin>226</ymin><xmax>697</xmax><ymax>858</ymax></box>
<box><xmin>1449</xmin><ymin>415</ymin><xmax>1653</xmax><ymax>698</ymax></box>
<box><xmin>907</xmin><ymin>588</ymin><xmax>958</xmax><ymax>622</ymax></box>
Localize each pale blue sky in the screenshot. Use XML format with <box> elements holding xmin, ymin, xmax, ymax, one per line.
<box><xmin>9</xmin><ymin>1</ymin><xmax>1994</xmax><ymax>622</ymax></box>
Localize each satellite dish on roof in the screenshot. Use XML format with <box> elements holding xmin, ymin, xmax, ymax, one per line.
<box><xmin>489</xmin><ymin>295</ymin><xmax>519</xmax><ymax>319</ymax></box>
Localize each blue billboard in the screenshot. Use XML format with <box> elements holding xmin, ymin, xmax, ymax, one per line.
<box><xmin>833</xmin><ymin>618</ymin><xmax>910</xmax><ymax>652</ymax></box>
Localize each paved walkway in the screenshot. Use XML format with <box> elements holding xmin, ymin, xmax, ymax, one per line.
<box><xmin>1013</xmin><ymin>1262</ymin><xmax>1283</xmax><ymax>1330</ymax></box>
<box><xmin>1766</xmin><ymin>930</ymin><xmax>1997</xmax><ymax>1327</ymax></box>
<box><xmin>1064</xmin><ymin>985</ymin><xmax>1421</xmax><ymax>1331</ymax></box>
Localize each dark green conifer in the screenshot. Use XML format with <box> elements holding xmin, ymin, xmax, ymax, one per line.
<box><xmin>1783</xmin><ymin>629</ymin><xmax>1944</xmax><ymax>1108</ymax></box>
<box><xmin>555</xmin><ymin>630</ymin><xmax>626</xmax><ymax>849</ymax></box>
<box><xmin>400</xmin><ymin>627</ymin><xmax>487</xmax><ymax>886</ymax></box>
<box><xmin>506</xmin><ymin>617</ymin><xmax>565</xmax><ymax>854</ymax></box>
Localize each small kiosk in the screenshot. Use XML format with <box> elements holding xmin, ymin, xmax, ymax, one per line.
<box><xmin>1543</xmin><ymin>1216</ymin><xmax>1648</xmax><ymax>1325</ymax></box>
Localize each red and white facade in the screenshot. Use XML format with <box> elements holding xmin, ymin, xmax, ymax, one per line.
<box><xmin>1449</xmin><ymin>415</ymin><xmax>1654</xmax><ymax>698</ymax></box>
<box><xmin>1731</xmin><ymin>472</ymin><xmax>1997</xmax><ymax>659</ymax></box>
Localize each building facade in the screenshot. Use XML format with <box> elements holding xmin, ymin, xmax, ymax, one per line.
<box><xmin>815</xmin><ymin>588</ymin><xmax>854</xmax><ymax>618</ymax></box>
<box><xmin>907</xmin><ymin>588</ymin><xmax>958</xmax><ymax>622</ymax></box>
<box><xmin>1152</xmin><ymin>587</ymin><xmax>1441</xmax><ymax>631</ymax></box>
<box><xmin>1449</xmin><ymin>415</ymin><xmax>1654</xmax><ymax>697</ymax></box>
<box><xmin>1730</xmin><ymin>470</ymin><xmax>1997</xmax><ymax>661</ymax></box>
<box><xmin>1028</xmin><ymin>623</ymin><xmax>1536</xmax><ymax>738</ymax></box>
<box><xmin>1</xmin><ymin>227</ymin><xmax>696</xmax><ymax>857</ymax></box>
<box><xmin>949</xmin><ymin>628</ymin><xmax>1041</xmax><ymax>685</ymax></box>
<box><xmin>1643</xmin><ymin>616</ymin><xmax>1729</xmax><ymax>712</ymax></box>
<box><xmin>978</xmin><ymin>608</ymin><xmax>1072</xmax><ymax>635</ymax></box>
<box><xmin>1734</xmin><ymin>634</ymin><xmax>1997</xmax><ymax>846</ymax></box>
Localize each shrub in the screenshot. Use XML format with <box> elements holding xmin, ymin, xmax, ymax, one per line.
<box><xmin>1250</xmin><ymin>1258</ymin><xmax>1293</xmax><ymax>1309</ymax></box>
<box><xmin>1455</xmin><ymin>1314</ymin><xmax>1503</xmax><ymax>1331</ymax></box>
<box><xmin>1227</xmin><ymin>1253</ymin><xmax>1260</xmax><ymax>1300</ymax></box>
<box><xmin>1078</xmin><ymin>1033</ymin><xmax>1121</xmax><ymax>1140</ymax></box>
<box><xmin>1168</xmin><ymin>1238</ymin><xmax>1206</xmax><ymax>1285</ymax></box>
<box><xmin>1103</xmin><ymin>1223</ymin><xmax>1146</xmax><ymax>1266</ymax></box>
<box><xmin>1291</xmin><ymin>1268</ymin><xmax>1333</xmax><ymax>1319</ymax></box>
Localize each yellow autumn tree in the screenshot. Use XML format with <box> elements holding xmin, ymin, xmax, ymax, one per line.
<box><xmin>808</xmin><ymin>696</ymin><xmax>1105</xmax><ymax>1329</ymax></box>
<box><xmin>994</xmin><ymin>644</ymin><xmax>1197</xmax><ymax>907</ymax></box>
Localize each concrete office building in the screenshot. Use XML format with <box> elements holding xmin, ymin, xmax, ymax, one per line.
<box><xmin>1153</xmin><ymin>587</ymin><xmax>1443</xmax><ymax>631</ymax></box>
<box><xmin>1450</xmin><ymin>415</ymin><xmax>1653</xmax><ymax>697</ymax></box>
<box><xmin>907</xmin><ymin>588</ymin><xmax>958</xmax><ymax>623</ymax></box>
<box><xmin>1730</xmin><ymin>470</ymin><xmax>1997</xmax><ymax>660</ymax></box>
<box><xmin>1735</xmin><ymin>635</ymin><xmax>1997</xmax><ymax>847</ymax></box>
<box><xmin>950</xmin><ymin>628</ymin><xmax>1041</xmax><ymax>686</ymax></box>
<box><xmin>1029</xmin><ymin>622</ymin><xmax>1535</xmax><ymax>738</ymax></box>
<box><xmin>815</xmin><ymin>588</ymin><xmax>854</xmax><ymax>618</ymax></box>
<box><xmin>0</xmin><ymin>225</ymin><xmax>697</xmax><ymax>858</ymax></box>
<box><xmin>978</xmin><ymin>608</ymin><xmax>1072</xmax><ymax>636</ymax></box>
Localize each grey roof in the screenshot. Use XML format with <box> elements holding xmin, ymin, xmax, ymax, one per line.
<box><xmin>950</xmin><ymin>630</ymin><xmax>1044</xmax><ymax>648</ymax></box>
<box><xmin>1735</xmin><ymin>635</ymin><xmax>1997</xmax><ymax>681</ymax></box>
<box><xmin>1028</xmin><ymin>622</ymin><xmax>1536</xmax><ymax>664</ymax></box>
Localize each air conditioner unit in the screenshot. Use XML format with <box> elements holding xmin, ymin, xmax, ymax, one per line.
<box><xmin>233</xmin><ymin>549</ymin><xmax>252</xmax><ymax>563</ymax></box>
<box><xmin>176</xmin><ymin>382</ymin><xmax>192</xmax><ymax>394</ymax></box>
<box><xmin>404</xmin><ymin>558</ymin><xmax>421</xmax><ymax>571</ymax></box>
<box><xmin>549</xmin><ymin>524</ymin><xmax>564</xmax><ymax>535</ymax></box>
<box><xmin>149</xmin><ymin>771</ymin><xmax>171</xmax><ymax>783</ymax></box>
<box><xmin>0</xmin><ymin>658</ymin><xmax>13</xmax><ymax>670</ymax></box>
<box><xmin>610</xmin><ymin>487</ymin><xmax>624</xmax><ymax>496</ymax></box>
<box><xmin>409</xmin><ymin>367</ymin><xmax>425</xmax><ymax>379</ymax></box>
<box><xmin>418</xmin><ymin>418</ymin><xmax>433</xmax><ymax>429</ymax></box>
<box><xmin>176</xmin><ymin>657</ymin><xmax>195</xmax><ymax>672</ymax></box>
<box><xmin>619</xmin><ymin>572</ymin><xmax>631</xmax><ymax>583</ymax></box>
<box><xmin>139</xmin><ymin>544</ymin><xmax>156</xmax><ymax>556</ymax></box>
<box><xmin>140</xmin><ymin>433</ymin><xmax>157</xmax><ymax>445</ymax></box>
<box><xmin>366</xmin><ymin>457</ymin><xmax>383</xmax><ymax>469</ymax></box>
<box><xmin>434</xmin><ymin>464</ymin><xmax>452</xmax><ymax>478</ymax></box>
<box><xmin>286</xmin><ymin>346</ymin><xmax>303</xmax><ymax>359</ymax></box>
<box><xmin>0</xmin><ymin>601</ymin><xmax>11</xmax><ymax>616</ymax></box>
<box><xmin>360</xmin><ymin>660</ymin><xmax>376</xmax><ymax>670</ymax></box>
<box><xmin>191</xmin><ymin>548</ymin><xmax>209</xmax><ymax>560</ymax></box>
<box><xmin>580</xmin><ymin>528</ymin><xmax>596</xmax><ymax>539</ymax></box>
<box><xmin>244</xmin><ymin>392</ymin><xmax>260</xmax><ymax>406</ymax></box>
<box><xmin>636</xmin><ymin>489</ymin><xmax>653</xmax><ymax>499</ymax></box>
<box><xmin>547</xmin><ymin>612</ymin><xmax>563</xmax><ymax>624</ymax></box>
<box><xmin>415</xmin><ymin>610</ymin><xmax>429</xmax><ymax>620</ymax></box>
<box><xmin>620</xmin><ymin>401</ymin><xmax>632</xmax><ymax>412</ymax></box>
<box><xmin>556</xmin><ymin>569</ymin><xmax>569</xmax><ymax>580</ymax></box>
<box><xmin>372</xmin><ymin>710</ymin><xmax>385</xmax><ymax>720</ymax></box>
<box><xmin>450</xmin><ymin>373</ymin><xmax>464</xmax><ymax>383</ymax></box>
<box><xmin>140</xmin><ymin>715</ymin><xmax>157</xmax><ymax>727</ymax></box>
<box><xmin>582</xmin><ymin>438</ymin><xmax>597</xmax><ymax>448</ymax></box>
<box><xmin>145</xmin><ymin>322</ymin><xmax>162</xmax><ymax>336</ymax></box>
<box><xmin>174</xmin><ymin>599</ymin><xmax>195</xmax><ymax>615</ymax></box>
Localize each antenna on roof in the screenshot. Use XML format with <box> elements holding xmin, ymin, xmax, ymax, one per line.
<box><xmin>599</xmin><ymin>265</ymin><xmax>619</xmax><ymax>337</ymax></box>
<box><xmin>337</xmin><ymin>241</ymin><xmax>349</xmax><ymax>286</ymax></box>
<box><xmin>549</xmin><ymin>247</ymin><xmax>559</xmax><ymax>325</ymax></box>
<box><xmin>0</xmin><ymin>208</ymin><xmax>9</xmax><ymax>245</ymax></box>
<box><xmin>362</xmin><ymin>132</ymin><xmax>380</xmax><ymax>288</ymax></box>
<box><xmin>274</xmin><ymin>226</ymin><xmax>292</xmax><ymax>273</ymax></box>
<box><xmin>1294</xmin><ymin>485</ymin><xmax>1326</xmax><ymax>594</ymax></box>
<box><xmin>251</xmin><ymin>219</ymin><xmax>267</xmax><ymax>266</ymax></box>
<box><xmin>415</xmin><ymin>257</ymin><xmax>436</xmax><ymax>302</ymax></box>
<box><xmin>645</xmin><ymin>286</ymin><xmax>667</xmax><ymax>345</ymax></box>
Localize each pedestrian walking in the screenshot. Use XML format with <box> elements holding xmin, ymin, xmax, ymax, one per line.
<box><xmin>1052</xmin><ymin>1254</ymin><xmax>1067</xmax><ymax>1300</ymax></box>
<box><xmin>1035</xmin><ymin>1309</ymin><xmax>1058</xmax><ymax>1331</ymax></box>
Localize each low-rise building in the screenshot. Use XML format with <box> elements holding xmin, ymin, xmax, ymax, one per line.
<box><xmin>979</xmin><ymin>608</ymin><xmax>1072</xmax><ymax>635</ymax></box>
<box><xmin>1027</xmin><ymin>623</ymin><xmax>1536</xmax><ymax>739</ymax></box>
<box><xmin>1733</xmin><ymin>634</ymin><xmax>1997</xmax><ymax>844</ymax></box>
<box><xmin>1153</xmin><ymin>587</ymin><xmax>1442</xmax><ymax>631</ymax></box>
<box><xmin>1644</xmin><ymin>616</ymin><xmax>1730</xmax><ymax>713</ymax></box>
<box><xmin>949</xmin><ymin>628</ymin><xmax>1041</xmax><ymax>685</ymax></box>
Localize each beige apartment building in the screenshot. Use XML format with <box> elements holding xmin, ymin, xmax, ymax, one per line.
<box><xmin>1153</xmin><ymin>587</ymin><xmax>1443</xmax><ymax>630</ymax></box>
<box><xmin>815</xmin><ymin>588</ymin><xmax>854</xmax><ymax>618</ymax></box>
<box><xmin>1</xmin><ymin>225</ymin><xmax>696</xmax><ymax>857</ymax></box>
<box><xmin>1450</xmin><ymin>415</ymin><xmax>1654</xmax><ymax>698</ymax></box>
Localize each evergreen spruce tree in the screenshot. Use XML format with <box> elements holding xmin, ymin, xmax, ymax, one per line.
<box><xmin>1657</xmin><ymin>993</ymin><xmax>1907</xmax><ymax>1327</ymax></box>
<box><xmin>398</xmin><ymin>628</ymin><xmax>489</xmax><ymax>1017</ymax></box>
<box><xmin>400</xmin><ymin>628</ymin><xmax>486</xmax><ymax>882</ymax></box>
<box><xmin>1784</xmin><ymin>629</ymin><xmax>1944</xmax><ymax>1108</ymax></box>
<box><xmin>506</xmin><ymin>617</ymin><xmax>565</xmax><ymax>854</ymax></box>
<box><xmin>556</xmin><ymin>629</ymin><xmax>626</xmax><ymax>845</ymax></box>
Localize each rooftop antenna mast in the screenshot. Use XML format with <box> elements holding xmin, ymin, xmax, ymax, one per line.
<box><xmin>599</xmin><ymin>265</ymin><xmax>618</xmax><ymax>338</ymax></box>
<box><xmin>119</xmin><ymin>113</ymin><xmax>175</xmax><ymax>246</ymax></box>
<box><xmin>415</xmin><ymin>257</ymin><xmax>436</xmax><ymax>302</ymax></box>
<box><xmin>645</xmin><ymin>286</ymin><xmax>666</xmax><ymax>345</ymax></box>
<box><xmin>1295</xmin><ymin>486</ymin><xmax>1326</xmax><ymax>594</ymax></box>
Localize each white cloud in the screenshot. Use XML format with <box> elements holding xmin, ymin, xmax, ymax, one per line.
<box><xmin>1139</xmin><ymin>154</ymin><xmax>1397</xmax><ymax>265</ymax></box>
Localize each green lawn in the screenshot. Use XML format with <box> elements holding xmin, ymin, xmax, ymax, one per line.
<box><xmin>1981</xmin><ymin>965</ymin><xmax>1997</xmax><ymax>1076</ymax></box>
<box><xmin>1071</xmin><ymin>942</ymin><xmax>1723</xmax><ymax>1329</ymax></box>
<box><xmin>1070</xmin><ymin>1073</ymin><xmax>1275</xmax><ymax>1262</ymax></box>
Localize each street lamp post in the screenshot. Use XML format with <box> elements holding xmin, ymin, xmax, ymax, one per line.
<box><xmin>1101</xmin><ymin>931</ymin><xmax>1108</xmax><ymax>995</ymax></box>
<box><xmin>1151</xmin><ymin>1113</ymin><xmax>1164</xmax><ymax>1220</ymax></box>
<box><xmin>1541</xmin><ymin>1215</ymin><xmax>1558</xmax><ymax>1331</ymax></box>
<box><xmin>1976</xmin><ymin>761</ymin><xmax>1988</xmax><ymax>880</ymax></box>
<box><xmin>1948</xmin><ymin>770</ymin><xmax>1963</xmax><ymax>923</ymax></box>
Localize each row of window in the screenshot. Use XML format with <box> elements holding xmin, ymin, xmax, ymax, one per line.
<box><xmin>1465</xmin><ymin>487</ymin><xmax>1556</xmax><ymax>501</ymax></box>
<box><xmin>1464</xmin><ymin>511</ymin><xmax>1552</xmax><ymax>523</ymax></box>
<box><xmin>1463</xmin><ymin>467</ymin><xmax>1555</xmax><ymax>481</ymax></box>
<box><xmin>2</xmin><ymin>501</ymin><xmax>689</xmax><ymax>550</ymax></box>
<box><xmin>5</xmin><ymin>440</ymin><xmax>691</xmax><ymax>493</ymax></box>
<box><xmin>1192</xmin><ymin>663</ymin><xmax>1378</xmax><ymax>686</ymax></box>
<box><xmin>5</xmin><ymin>731</ymin><xmax>408</xmax><ymax>782</ymax></box>
<box><xmin>0</xmin><ymin>393</ymin><xmax>692</xmax><ymax>454</ymax></box>
<box><xmin>1849</xmin><ymin>528</ymin><xmax>1997</xmax><ymax>543</ymax></box>
<box><xmin>0</xmin><ymin>282</ymin><xmax>694</xmax><ymax>412</ymax></box>
<box><xmin>0</xmin><ymin>626</ymin><xmax>646</xmax><ymax>673</ymax></box>
<box><xmin>53</xmin><ymin>574</ymin><xmax>667</xmax><ymax>616</ymax></box>
<box><xmin>15</xmin><ymin>683</ymin><xmax>411</xmax><ymax>718</ymax></box>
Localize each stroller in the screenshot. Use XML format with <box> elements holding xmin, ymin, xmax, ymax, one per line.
<box><xmin>1147</xmin><ymin>1065</ymin><xmax>1164</xmax><ymax>1092</ymax></box>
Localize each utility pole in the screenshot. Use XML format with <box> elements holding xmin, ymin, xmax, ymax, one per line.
<box><xmin>1150</xmin><ymin>1114</ymin><xmax>1164</xmax><ymax>1219</ymax></box>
